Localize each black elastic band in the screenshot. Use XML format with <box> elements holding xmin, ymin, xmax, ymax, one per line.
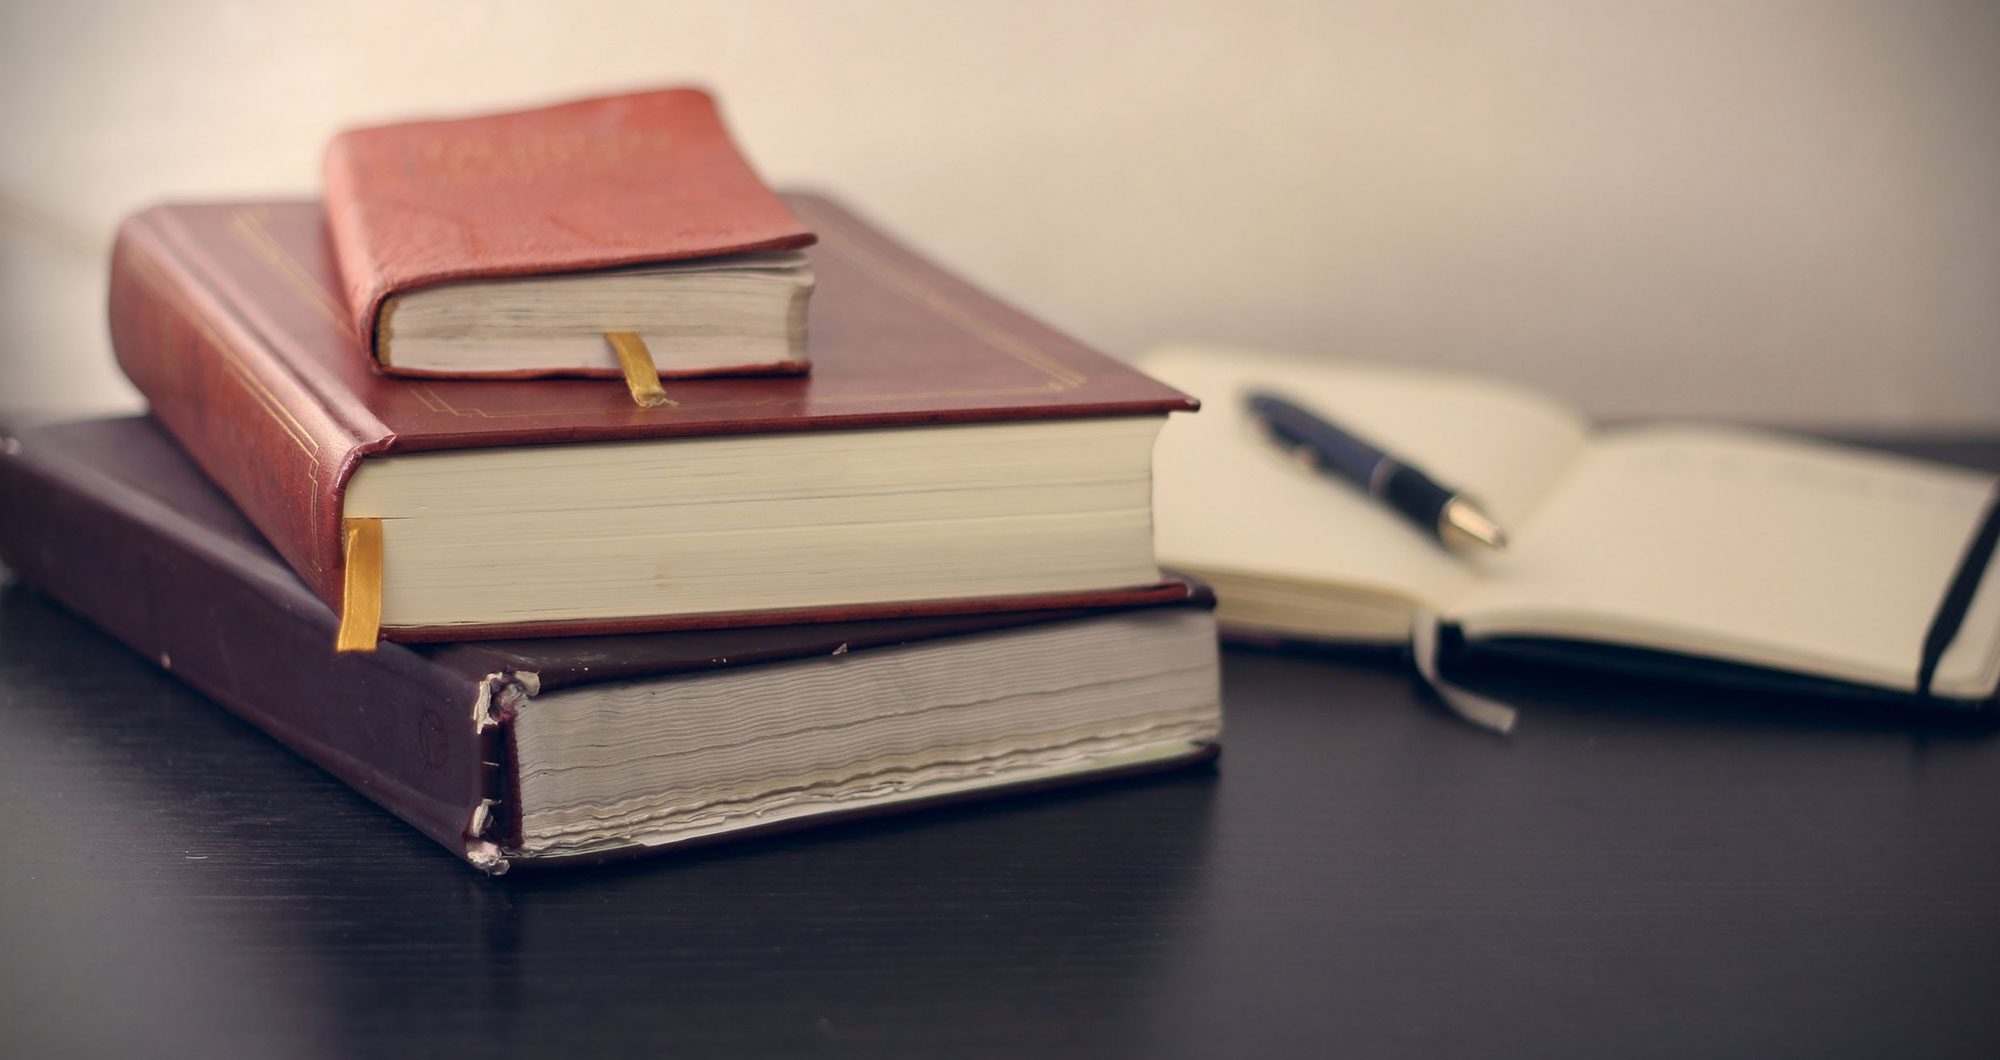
<box><xmin>1919</xmin><ymin>483</ymin><xmax>2000</xmax><ymax>698</ymax></box>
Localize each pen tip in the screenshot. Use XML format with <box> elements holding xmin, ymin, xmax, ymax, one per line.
<box><xmin>1442</xmin><ymin>498</ymin><xmax>1508</xmax><ymax>552</ymax></box>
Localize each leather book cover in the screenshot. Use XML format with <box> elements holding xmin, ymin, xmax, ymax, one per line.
<box><xmin>323</xmin><ymin>87</ymin><xmax>815</xmax><ymax>356</ymax></box>
<box><xmin>0</xmin><ymin>415</ymin><xmax>1218</xmax><ymax>872</ymax></box>
<box><xmin>108</xmin><ymin>192</ymin><xmax>1199</xmax><ymax>639</ymax></box>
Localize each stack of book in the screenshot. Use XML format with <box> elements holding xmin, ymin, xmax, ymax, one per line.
<box><xmin>0</xmin><ymin>89</ymin><xmax>1223</xmax><ymax>873</ymax></box>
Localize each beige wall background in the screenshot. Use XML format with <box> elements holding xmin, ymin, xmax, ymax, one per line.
<box><xmin>3</xmin><ymin>0</ymin><xmax>1996</xmax><ymax>428</ymax></box>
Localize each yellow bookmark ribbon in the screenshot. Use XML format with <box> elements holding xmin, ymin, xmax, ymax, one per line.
<box><xmin>605</xmin><ymin>332</ymin><xmax>676</xmax><ymax>408</ymax></box>
<box><xmin>335</xmin><ymin>517</ymin><xmax>384</xmax><ymax>653</ymax></box>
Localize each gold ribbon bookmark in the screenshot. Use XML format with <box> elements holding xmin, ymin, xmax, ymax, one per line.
<box><xmin>605</xmin><ymin>332</ymin><xmax>676</xmax><ymax>408</ymax></box>
<box><xmin>335</xmin><ymin>517</ymin><xmax>384</xmax><ymax>653</ymax></box>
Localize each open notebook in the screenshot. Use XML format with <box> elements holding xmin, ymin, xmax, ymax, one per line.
<box><xmin>1140</xmin><ymin>345</ymin><xmax>2000</xmax><ymax>706</ymax></box>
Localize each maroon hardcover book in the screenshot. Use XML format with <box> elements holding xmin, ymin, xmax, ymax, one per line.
<box><xmin>0</xmin><ymin>417</ymin><xmax>1222</xmax><ymax>873</ymax></box>
<box><xmin>108</xmin><ymin>193</ymin><xmax>1200</xmax><ymax>642</ymax></box>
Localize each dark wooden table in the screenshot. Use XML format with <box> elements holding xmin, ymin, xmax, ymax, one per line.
<box><xmin>4</xmin><ymin>440</ymin><xmax>1998</xmax><ymax>1059</ymax></box>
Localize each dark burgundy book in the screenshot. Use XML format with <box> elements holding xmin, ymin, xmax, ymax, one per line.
<box><xmin>108</xmin><ymin>193</ymin><xmax>1199</xmax><ymax>645</ymax></box>
<box><xmin>0</xmin><ymin>417</ymin><xmax>1223</xmax><ymax>874</ymax></box>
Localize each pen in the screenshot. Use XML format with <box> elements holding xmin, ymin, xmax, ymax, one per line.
<box><xmin>1245</xmin><ymin>391</ymin><xmax>1508</xmax><ymax>553</ymax></box>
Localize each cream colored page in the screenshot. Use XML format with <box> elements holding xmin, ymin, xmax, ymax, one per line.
<box><xmin>1141</xmin><ymin>345</ymin><xmax>1593</xmax><ymax>611</ymax></box>
<box><xmin>1452</xmin><ymin>424</ymin><xmax>2000</xmax><ymax>692</ymax></box>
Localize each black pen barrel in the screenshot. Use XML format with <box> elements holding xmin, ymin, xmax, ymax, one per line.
<box><xmin>1376</xmin><ymin>461</ymin><xmax>1454</xmax><ymax>531</ymax></box>
<box><xmin>1245</xmin><ymin>392</ymin><xmax>1387</xmax><ymax>486</ymax></box>
<box><xmin>1246</xmin><ymin>390</ymin><xmax>1504</xmax><ymax>551</ymax></box>
<box><xmin>1247</xmin><ymin>391</ymin><xmax>1456</xmax><ymax>541</ymax></box>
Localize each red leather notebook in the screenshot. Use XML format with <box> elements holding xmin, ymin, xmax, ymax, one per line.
<box><xmin>323</xmin><ymin>87</ymin><xmax>815</xmax><ymax>369</ymax></box>
<box><xmin>108</xmin><ymin>193</ymin><xmax>1200</xmax><ymax>641</ymax></box>
<box><xmin>0</xmin><ymin>416</ymin><xmax>1222</xmax><ymax>872</ymax></box>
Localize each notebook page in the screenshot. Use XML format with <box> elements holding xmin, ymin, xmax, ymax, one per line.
<box><xmin>1451</xmin><ymin>424</ymin><xmax>2000</xmax><ymax>695</ymax></box>
<box><xmin>1142</xmin><ymin>346</ymin><xmax>1593</xmax><ymax>619</ymax></box>
<box><xmin>1935</xmin><ymin>532</ymin><xmax>2000</xmax><ymax>698</ymax></box>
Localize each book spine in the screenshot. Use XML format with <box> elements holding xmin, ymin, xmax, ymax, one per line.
<box><xmin>0</xmin><ymin>431</ymin><xmax>510</xmax><ymax>871</ymax></box>
<box><xmin>108</xmin><ymin>209</ymin><xmax>364</xmax><ymax>612</ymax></box>
<box><xmin>320</xmin><ymin>134</ymin><xmax>384</xmax><ymax>344</ymax></box>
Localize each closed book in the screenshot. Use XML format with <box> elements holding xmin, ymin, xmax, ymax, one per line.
<box><xmin>109</xmin><ymin>193</ymin><xmax>1199</xmax><ymax>643</ymax></box>
<box><xmin>324</xmin><ymin>87</ymin><xmax>817</xmax><ymax>378</ymax></box>
<box><xmin>0</xmin><ymin>416</ymin><xmax>1224</xmax><ymax>873</ymax></box>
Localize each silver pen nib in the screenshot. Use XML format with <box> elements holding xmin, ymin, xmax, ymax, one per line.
<box><xmin>1439</xmin><ymin>497</ymin><xmax>1508</xmax><ymax>552</ymax></box>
